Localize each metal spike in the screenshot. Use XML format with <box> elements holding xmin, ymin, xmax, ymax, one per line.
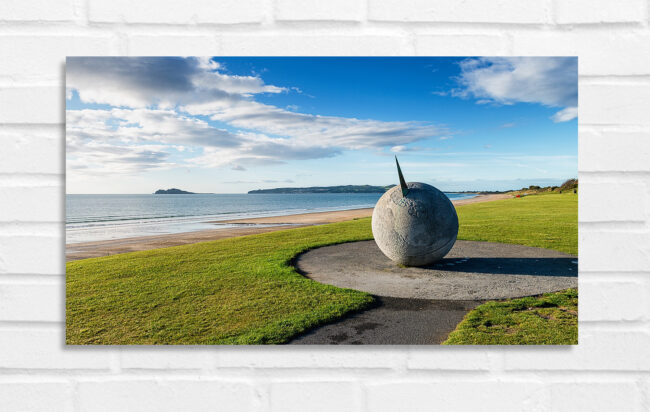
<box><xmin>395</xmin><ymin>156</ymin><xmax>409</xmax><ymax>197</ymax></box>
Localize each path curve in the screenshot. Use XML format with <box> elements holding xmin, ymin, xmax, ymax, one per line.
<box><xmin>290</xmin><ymin>240</ymin><xmax>577</xmax><ymax>344</ymax></box>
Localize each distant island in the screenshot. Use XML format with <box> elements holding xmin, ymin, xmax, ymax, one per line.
<box><xmin>248</xmin><ymin>185</ymin><xmax>396</xmax><ymax>194</ymax></box>
<box><xmin>154</xmin><ymin>188</ymin><xmax>196</xmax><ymax>194</ymax></box>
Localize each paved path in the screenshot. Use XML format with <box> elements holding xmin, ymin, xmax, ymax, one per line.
<box><xmin>290</xmin><ymin>240</ymin><xmax>577</xmax><ymax>344</ymax></box>
<box><xmin>291</xmin><ymin>296</ymin><xmax>481</xmax><ymax>344</ymax></box>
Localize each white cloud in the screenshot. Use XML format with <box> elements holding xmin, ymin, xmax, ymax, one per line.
<box><xmin>455</xmin><ymin>57</ymin><xmax>578</xmax><ymax>122</ymax></box>
<box><xmin>183</xmin><ymin>99</ymin><xmax>443</xmax><ymax>150</ymax></box>
<box><xmin>66</xmin><ymin>107</ymin><xmax>345</xmax><ymax>174</ymax></box>
<box><xmin>66</xmin><ymin>142</ymin><xmax>175</xmax><ymax>175</ymax></box>
<box><xmin>66</xmin><ymin>57</ymin><xmax>284</xmax><ymax>108</ymax></box>
<box><xmin>66</xmin><ymin>57</ymin><xmax>448</xmax><ymax>176</ymax></box>
<box><xmin>66</xmin><ymin>108</ymin><xmax>241</xmax><ymax>149</ymax></box>
<box><xmin>551</xmin><ymin>106</ymin><xmax>578</xmax><ymax>122</ymax></box>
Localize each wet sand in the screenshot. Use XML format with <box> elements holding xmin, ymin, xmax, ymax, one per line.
<box><xmin>66</xmin><ymin>193</ymin><xmax>510</xmax><ymax>261</ymax></box>
<box><xmin>210</xmin><ymin>207</ymin><xmax>375</xmax><ymax>225</ymax></box>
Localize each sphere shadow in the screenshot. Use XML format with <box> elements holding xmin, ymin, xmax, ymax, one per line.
<box><xmin>423</xmin><ymin>257</ymin><xmax>578</xmax><ymax>278</ymax></box>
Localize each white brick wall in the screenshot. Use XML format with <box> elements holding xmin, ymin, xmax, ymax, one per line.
<box><xmin>1</xmin><ymin>1</ymin><xmax>648</xmax><ymax>410</ymax></box>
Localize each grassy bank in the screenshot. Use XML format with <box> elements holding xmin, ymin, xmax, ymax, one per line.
<box><xmin>67</xmin><ymin>192</ymin><xmax>577</xmax><ymax>345</ymax></box>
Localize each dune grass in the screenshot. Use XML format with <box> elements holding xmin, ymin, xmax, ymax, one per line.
<box><xmin>66</xmin><ymin>192</ymin><xmax>577</xmax><ymax>345</ymax></box>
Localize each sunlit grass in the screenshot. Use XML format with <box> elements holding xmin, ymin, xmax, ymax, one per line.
<box><xmin>67</xmin><ymin>192</ymin><xmax>577</xmax><ymax>345</ymax></box>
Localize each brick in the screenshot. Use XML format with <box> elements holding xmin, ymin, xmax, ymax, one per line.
<box><xmin>120</xmin><ymin>349</ymin><xmax>213</xmax><ymax>370</ymax></box>
<box><xmin>548</xmin><ymin>382</ymin><xmax>643</xmax><ymax>411</ymax></box>
<box><xmin>215</xmin><ymin>347</ymin><xmax>406</xmax><ymax>369</ymax></box>
<box><xmin>366</xmin><ymin>381</ymin><xmax>545</xmax><ymax>412</ymax></box>
<box><xmin>579</xmin><ymin>129</ymin><xmax>650</xmax><ymax>171</ymax></box>
<box><xmin>88</xmin><ymin>0</ymin><xmax>266</xmax><ymax>24</ymax></box>
<box><xmin>0</xmin><ymin>382</ymin><xmax>73</xmax><ymax>412</ymax></box>
<box><xmin>555</xmin><ymin>0</ymin><xmax>645</xmax><ymax>24</ymax></box>
<box><xmin>275</xmin><ymin>0</ymin><xmax>364</xmax><ymax>21</ymax></box>
<box><xmin>0</xmin><ymin>282</ymin><xmax>63</xmax><ymax>322</ymax></box>
<box><xmin>0</xmin><ymin>87</ymin><xmax>63</xmax><ymax>124</ymax></box>
<box><xmin>219</xmin><ymin>34</ymin><xmax>413</xmax><ymax>55</ymax></box>
<box><xmin>76</xmin><ymin>380</ymin><xmax>255</xmax><ymax>412</ymax></box>
<box><xmin>580</xmin><ymin>231</ymin><xmax>650</xmax><ymax>272</ymax></box>
<box><xmin>407</xmin><ymin>347</ymin><xmax>493</xmax><ymax>370</ymax></box>
<box><xmin>0</xmin><ymin>35</ymin><xmax>117</xmax><ymax>82</ymax></box>
<box><xmin>578</xmin><ymin>179</ymin><xmax>646</xmax><ymax>222</ymax></box>
<box><xmin>368</xmin><ymin>0</ymin><xmax>549</xmax><ymax>23</ymax></box>
<box><xmin>0</xmin><ymin>236</ymin><xmax>63</xmax><ymax>275</ymax></box>
<box><xmin>579</xmin><ymin>280</ymin><xmax>646</xmax><ymax>321</ymax></box>
<box><xmin>512</xmin><ymin>31</ymin><xmax>650</xmax><ymax>75</ymax></box>
<box><xmin>271</xmin><ymin>382</ymin><xmax>361</xmax><ymax>412</ymax></box>
<box><xmin>0</xmin><ymin>0</ymin><xmax>75</xmax><ymax>22</ymax></box>
<box><xmin>0</xmin><ymin>329</ymin><xmax>110</xmax><ymax>369</ymax></box>
<box><xmin>415</xmin><ymin>34</ymin><xmax>508</xmax><ymax>56</ymax></box>
<box><xmin>0</xmin><ymin>187</ymin><xmax>63</xmax><ymax>222</ymax></box>
<box><xmin>0</xmin><ymin>126</ymin><xmax>63</xmax><ymax>174</ymax></box>
<box><xmin>127</xmin><ymin>35</ymin><xmax>219</xmax><ymax>56</ymax></box>
<box><xmin>580</xmin><ymin>83</ymin><xmax>650</xmax><ymax>126</ymax></box>
<box><xmin>504</xmin><ymin>330</ymin><xmax>650</xmax><ymax>370</ymax></box>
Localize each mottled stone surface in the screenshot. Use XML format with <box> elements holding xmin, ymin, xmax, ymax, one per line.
<box><xmin>372</xmin><ymin>182</ymin><xmax>458</xmax><ymax>266</ymax></box>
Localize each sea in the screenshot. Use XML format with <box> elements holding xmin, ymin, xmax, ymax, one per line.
<box><xmin>66</xmin><ymin>192</ymin><xmax>476</xmax><ymax>244</ymax></box>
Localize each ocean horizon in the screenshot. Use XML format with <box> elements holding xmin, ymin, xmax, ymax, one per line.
<box><xmin>66</xmin><ymin>192</ymin><xmax>476</xmax><ymax>244</ymax></box>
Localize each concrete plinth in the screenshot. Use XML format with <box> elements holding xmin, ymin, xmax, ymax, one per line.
<box><xmin>295</xmin><ymin>240</ymin><xmax>577</xmax><ymax>301</ymax></box>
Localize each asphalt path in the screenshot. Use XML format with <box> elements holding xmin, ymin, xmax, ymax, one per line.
<box><xmin>291</xmin><ymin>296</ymin><xmax>481</xmax><ymax>344</ymax></box>
<box><xmin>290</xmin><ymin>240</ymin><xmax>577</xmax><ymax>344</ymax></box>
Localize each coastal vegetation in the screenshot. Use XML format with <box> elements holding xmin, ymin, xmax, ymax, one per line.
<box><xmin>66</xmin><ymin>191</ymin><xmax>577</xmax><ymax>345</ymax></box>
<box><xmin>512</xmin><ymin>178</ymin><xmax>578</xmax><ymax>196</ymax></box>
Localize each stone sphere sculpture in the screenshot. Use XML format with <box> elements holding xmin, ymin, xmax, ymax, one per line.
<box><xmin>372</xmin><ymin>158</ymin><xmax>458</xmax><ymax>266</ymax></box>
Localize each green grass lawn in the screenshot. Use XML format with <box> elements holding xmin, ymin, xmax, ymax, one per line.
<box><xmin>443</xmin><ymin>289</ymin><xmax>578</xmax><ymax>345</ymax></box>
<box><xmin>457</xmin><ymin>192</ymin><xmax>577</xmax><ymax>255</ymax></box>
<box><xmin>66</xmin><ymin>192</ymin><xmax>577</xmax><ymax>345</ymax></box>
<box><xmin>67</xmin><ymin>220</ymin><xmax>375</xmax><ymax>344</ymax></box>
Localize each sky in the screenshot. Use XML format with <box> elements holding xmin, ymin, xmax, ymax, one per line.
<box><xmin>66</xmin><ymin>56</ymin><xmax>577</xmax><ymax>194</ymax></box>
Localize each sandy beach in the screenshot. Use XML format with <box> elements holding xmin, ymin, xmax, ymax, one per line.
<box><xmin>66</xmin><ymin>193</ymin><xmax>509</xmax><ymax>261</ymax></box>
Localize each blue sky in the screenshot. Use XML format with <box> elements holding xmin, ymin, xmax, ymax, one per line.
<box><xmin>66</xmin><ymin>57</ymin><xmax>577</xmax><ymax>193</ymax></box>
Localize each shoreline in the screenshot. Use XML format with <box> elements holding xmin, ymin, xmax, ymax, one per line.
<box><xmin>66</xmin><ymin>193</ymin><xmax>510</xmax><ymax>262</ymax></box>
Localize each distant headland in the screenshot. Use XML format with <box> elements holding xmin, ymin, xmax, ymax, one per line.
<box><xmin>154</xmin><ymin>188</ymin><xmax>196</xmax><ymax>194</ymax></box>
<box><xmin>248</xmin><ymin>185</ymin><xmax>395</xmax><ymax>194</ymax></box>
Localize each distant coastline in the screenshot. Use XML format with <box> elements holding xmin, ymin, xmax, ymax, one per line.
<box><xmin>154</xmin><ymin>188</ymin><xmax>196</xmax><ymax>194</ymax></box>
<box><xmin>247</xmin><ymin>184</ymin><xmax>496</xmax><ymax>195</ymax></box>
<box><xmin>248</xmin><ymin>185</ymin><xmax>395</xmax><ymax>194</ymax></box>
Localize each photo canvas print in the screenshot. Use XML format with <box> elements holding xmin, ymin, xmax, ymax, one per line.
<box><xmin>65</xmin><ymin>57</ymin><xmax>578</xmax><ymax>345</ymax></box>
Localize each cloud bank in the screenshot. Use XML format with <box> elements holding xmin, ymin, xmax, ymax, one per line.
<box><xmin>66</xmin><ymin>57</ymin><xmax>444</xmax><ymax>175</ymax></box>
<box><xmin>455</xmin><ymin>57</ymin><xmax>578</xmax><ymax>122</ymax></box>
